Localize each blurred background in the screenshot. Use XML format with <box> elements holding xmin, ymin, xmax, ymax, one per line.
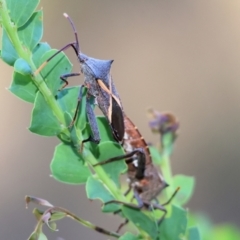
<box><xmin>1</xmin><ymin>0</ymin><xmax>240</xmax><ymax>239</ymax></box>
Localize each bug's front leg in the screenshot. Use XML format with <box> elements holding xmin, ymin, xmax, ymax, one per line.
<box><xmin>79</xmin><ymin>97</ymin><xmax>101</xmax><ymax>152</ymax></box>
<box><xmin>59</xmin><ymin>72</ymin><xmax>81</xmax><ymax>91</ymax></box>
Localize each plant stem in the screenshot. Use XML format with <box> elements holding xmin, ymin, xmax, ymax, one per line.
<box><xmin>84</xmin><ymin>147</ymin><xmax>126</xmax><ymax>201</ymax></box>
<box><xmin>0</xmin><ymin>0</ymin><xmax>70</xmax><ymax>138</ymax></box>
<box><xmin>161</xmin><ymin>152</ymin><xmax>174</xmax><ymax>199</ymax></box>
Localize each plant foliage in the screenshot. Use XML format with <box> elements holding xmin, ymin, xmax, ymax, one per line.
<box><xmin>1</xmin><ymin>0</ymin><xmax>238</xmax><ymax>239</ymax></box>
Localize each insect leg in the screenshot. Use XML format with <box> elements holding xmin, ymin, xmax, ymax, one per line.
<box><xmin>59</xmin><ymin>72</ymin><xmax>81</xmax><ymax>91</ymax></box>
<box><xmin>143</xmin><ymin>187</ymin><xmax>180</xmax><ymax>225</ymax></box>
<box><xmin>82</xmin><ymin>99</ymin><xmax>101</xmax><ymax>146</ymax></box>
<box><xmin>34</xmin><ymin>42</ymin><xmax>78</xmax><ymax>76</ymax></box>
<box><xmin>162</xmin><ymin>187</ymin><xmax>180</xmax><ymax>206</ymax></box>
<box><xmin>68</xmin><ymin>84</ymin><xmax>85</xmax><ymax>127</ymax></box>
<box><xmin>116</xmin><ymin>219</ymin><xmax>129</xmax><ymax>233</ymax></box>
<box><xmin>104</xmin><ymin>199</ymin><xmax>142</xmax><ymax>209</ymax></box>
<box><xmin>94</xmin><ymin>147</ymin><xmax>144</xmax><ymax>165</ymax></box>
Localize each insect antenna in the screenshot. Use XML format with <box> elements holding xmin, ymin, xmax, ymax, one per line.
<box><xmin>63</xmin><ymin>13</ymin><xmax>80</xmax><ymax>54</ymax></box>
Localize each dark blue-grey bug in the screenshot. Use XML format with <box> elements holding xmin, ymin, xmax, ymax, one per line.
<box><xmin>35</xmin><ymin>13</ymin><xmax>124</xmax><ymax>145</ymax></box>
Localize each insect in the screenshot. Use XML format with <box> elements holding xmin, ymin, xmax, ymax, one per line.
<box><xmin>34</xmin><ymin>13</ymin><xmax>125</xmax><ymax>145</ymax></box>
<box><xmin>94</xmin><ymin>113</ymin><xmax>179</xmax><ymax>232</ymax></box>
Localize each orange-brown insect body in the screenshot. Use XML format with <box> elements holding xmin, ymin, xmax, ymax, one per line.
<box><xmin>123</xmin><ymin>114</ymin><xmax>168</xmax><ymax>203</ymax></box>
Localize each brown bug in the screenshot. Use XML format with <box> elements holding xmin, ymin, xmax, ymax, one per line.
<box><xmin>94</xmin><ymin>113</ymin><xmax>179</xmax><ymax>232</ymax></box>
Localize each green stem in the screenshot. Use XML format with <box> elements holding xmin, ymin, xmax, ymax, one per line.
<box><xmin>84</xmin><ymin>147</ymin><xmax>126</xmax><ymax>201</ymax></box>
<box><xmin>161</xmin><ymin>153</ymin><xmax>174</xmax><ymax>199</ymax></box>
<box><xmin>45</xmin><ymin>207</ymin><xmax>121</xmax><ymax>238</ymax></box>
<box><xmin>0</xmin><ymin>0</ymin><xmax>70</xmax><ymax>138</ymax></box>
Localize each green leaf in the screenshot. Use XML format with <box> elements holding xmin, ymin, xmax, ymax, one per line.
<box><xmin>97</xmin><ymin>116</ymin><xmax>116</xmax><ymax>142</ymax></box>
<box><xmin>86</xmin><ymin>176</ymin><xmax>121</xmax><ymax>212</ymax></box>
<box><xmin>6</xmin><ymin>0</ymin><xmax>40</xmax><ymax>27</ymax></box>
<box><xmin>38</xmin><ymin>232</ymin><xmax>48</xmax><ymax>240</ymax></box>
<box><xmin>50</xmin><ymin>143</ymin><xmax>91</xmax><ymax>184</ymax></box>
<box><xmin>94</xmin><ymin>141</ymin><xmax>126</xmax><ymax>188</ymax></box>
<box><xmin>14</xmin><ymin>58</ymin><xmax>32</xmax><ymax>75</ymax></box>
<box><xmin>29</xmin><ymin>92</ymin><xmax>62</xmax><ymax>136</ymax></box>
<box><xmin>32</xmin><ymin>208</ymin><xmax>44</xmax><ymax>221</ymax></box>
<box><xmin>80</xmin><ymin>114</ymin><xmax>114</xmax><ymax>152</ymax></box>
<box><xmin>57</xmin><ymin>86</ymin><xmax>88</xmax><ymax>144</ymax></box>
<box><xmin>187</xmin><ymin>213</ymin><xmax>212</xmax><ymax>240</ymax></box>
<box><xmin>30</xmin><ymin>87</ymin><xmax>80</xmax><ymax>137</ymax></box>
<box><xmin>173</xmin><ymin>175</ymin><xmax>195</xmax><ymax>206</ymax></box>
<box><xmin>159</xmin><ymin>205</ymin><xmax>187</xmax><ymax>240</ymax></box>
<box><xmin>75</xmin><ymin>87</ymin><xmax>88</xmax><ymax>131</ymax></box>
<box><xmin>28</xmin><ymin>232</ymin><xmax>48</xmax><ymax>240</ymax></box>
<box><xmin>188</xmin><ymin>227</ymin><xmax>201</xmax><ymax>240</ymax></box>
<box><xmin>9</xmin><ymin>42</ymin><xmax>52</xmax><ymax>103</ymax></box>
<box><xmin>119</xmin><ymin>232</ymin><xmax>139</xmax><ymax>240</ymax></box>
<box><xmin>18</xmin><ymin>10</ymin><xmax>43</xmax><ymax>51</ymax></box>
<box><xmin>48</xmin><ymin>222</ymin><xmax>57</xmax><ymax>231</ymax></box>
<box><xmin>149</xmin><ymin>146</ymin><xmax>162</xmax><ymax>164</ymax></box>
<box><xmin>48</xmin><ymin>212</ymin><xmax>66</xmax><ymax>222</ymax></box>
<box><xmin>57</xmin><ymin>86</ymin><xmax>87</xmax><ymax>130</ymax></box>
<box><xmin>9</xmin><ymin>71</ymin><xmax>37</xmax><ymax>103</ymax></box>
<box><xmin>81</xmin><ymin>115</ymin><xmax>123</xmax><ymax>156</ymax></box>
<box><xmin>122</xmin><ymin>206</ymin><xmax>158</xmax><ymax>240</ymax></box>
<box><xmin>40</xmin><ymin>49</ymin><xmax>72</xmax><ymax>95</ymax></box>
<box><xmin>32</xmin><ymin>42</ymin><xmax>51</xmax><ymax>68</ymax></box>
<box><xmin>1</xmin><ymin>28</ymin><xmax>18</xmax><ymax>66</ymax></box>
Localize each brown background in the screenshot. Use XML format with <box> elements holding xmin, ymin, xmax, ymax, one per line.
<box><xmin>1</xmin><ymin>0</ymin><xmax>240</xmax><ymax>239</ymax></box>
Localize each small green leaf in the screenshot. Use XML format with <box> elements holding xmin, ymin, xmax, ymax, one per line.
<box><xmin>29</xmin><ymin>92</ymin><xmax>62</xmax><ymax>136</ymax></box>
<box><xmin>32</xmin><ymin>208</ymin><xmax>44</xmax><ymax>221</ymax></box>
<box><xmin>14</xmin><ymin>58</ymin><xmax>32</xmax><ymax>75</ymax></box>
<box><xmin>159</xmin><ymin>205</ymin><xmax>187</xmax><ymax>240</ymax></box>
<box><xmin>97</xmin><ymin>116</ymin><xmax>116</xmax><ymax>142</ymax></box>
<box><xmin>187</xmin><ymin>227</ymin><xmax>201</xmax><ymax>240</ymax></box>
<box><xmin>68</xmin><ymin>122</ymin><xmax>81</xmax><ymax>147</ymax></box>
<box><xmin>48</xmin><ymin>212</ymin><xmax>66</xmax><ymax>222</ymax></box>
<box><xmin>119</xmin><ymin>232</ymin><xmax>139</xmax><ymax>240</ymax></box>
<box><xmin>173</xmin><ymin>175</ymin><xmax>195</xmax><ymax>205</ymax></box>
<box><xmin>1</xmin><ymin>28</ymin><xmax>18</xmax><ymax>66</ymax></box>
<box><xmin>122</xmin><ymin>206</ymin><xmax>158</xmax><ymax>240</ymax></box>
<box><xmin>40</xmin><ymin>49</ymin><xmax>72</xmax><ymax>95</ymax></box>
<box><xmin>32</xmin><ymin>42</ymin><xmax>51</xmax><ymax>67</ymax></box>
<box><xmin>94</xmin><ymin>141</ymin><xmax>126</xmax><ymax>188</ymax></box>
<box><xmin>81</xmin><ymin>116</ymin><xmax>122</xmax><ymax>156</ymax></box>
<box><xmin>86</xmin><ymin>176</ymin><xmax>121</xmax><ymax>212</ymax></box>
<box><xmin>57</xmin><ymin>86</ymin><xmax>87</xmax><ymax>130</ymax></box>
<box><xmin>6</xmin><ymin>0</ymin><xmax>40</xmax><ymax>27</ymax></box>
<box><xmin>38</xmin><ymin>232</ymin><xmax>48</xmax><ymax>240</ymax></box>
<box><xmin>9</xmin><ymin>71</ymin><xmax>37</xmax><ymax>103</ymax></box>
<box><xmin>18</xmin><ymin>10</ymin><xmax>43</xmax><ymax>51</ymax></box>
<box><xmin>75</xmin><ymin>87</ymin><xmax>88</xmax><ymax>131</ymax></box>
<box><xmin>188</xmin><ymin>213</ymin><xmax>212</xmax><ymax>239</ymax></box>
<box><xmin>50</xmin><ymin>143</ymin><xmax>91</xmax><ymax>184</ymax></box>
<box><xmin>149</xmin><ymin>146</ymin><xmax>162</xmax><ymax>164</ymax></box>
<box><xmin>48</xmin><ymin>222</ymin><xmax>57</xmax><ymax>231</ymax></box>
<box><xmin>57</xmin><ymin>86</ymin><xmax>87</xmax><ymax>144</ymax></box>
<box><xmin>29</xmin><ymin>232</ymin><xmax>48</xmax><ymax>240</ymax></box>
